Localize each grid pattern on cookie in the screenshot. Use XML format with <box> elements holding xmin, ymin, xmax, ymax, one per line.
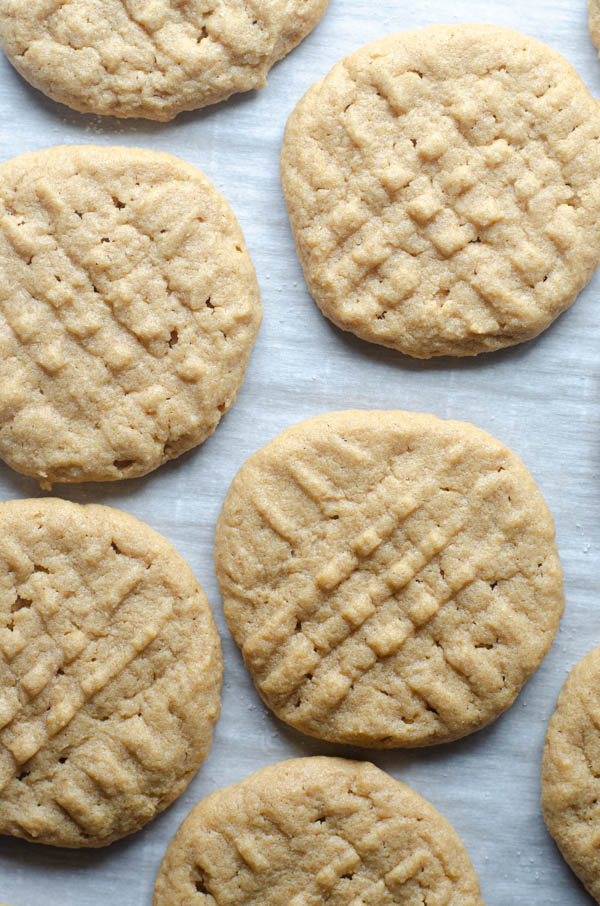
<box><xmin>153</xmin><ymin>758</ymin><xmax>484</xmax><ymax>906</ymax></box>
<box><xmin>542</xmin><ymin>646</ymin><xmax>600</xmax><ymax>901</ymax></box>
<box><xmin>0</xmin><ymin>0</ymin><xmax>329</xmax><ymax>119</ymax></box>
<box><xmin>281</xmin><ymin>26</ymin><xmax>600</xmax><ymax>356</ymax></box>
<box><xmin>0</xmin><ymin>500</ymin><xmax>222</xmax><ymax>846</ymax></box>
<box><xmin>217</xmin><ymin>412</ymin><xmax>563</xmax><ymax>746</ymax></box>
<box><xmin>0</xmin><ymin>146</ymin><xmax>259</xmax><ymax>485</ymax></box>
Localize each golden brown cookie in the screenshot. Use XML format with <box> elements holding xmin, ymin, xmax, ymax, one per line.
<box><xmin>0</xmin><ymin>145</ymin><xmax>261</xmax><ymax>488</ymax></box>
<box><xmin>542</xmin><ymin>645</ymin><xmax>600</xmax><ymax>902</ymax></box>
<box><xmin>281</xmin><ymin>25</ymin><xmax>600</xmax><ymax>357</ymax></box>
<box><xmin>215</xmin><ymin>410</ymin><xmax>564</xmax><ymax>747</ymax></box>
<box><xmin>153</xmin><ymin>756</ymin><xmax>485</xmax><ymax>905</ymax></box>
<box><xmin>0</xmin><ymin>498</ymin><xmax>223</xmax><ymax>847</ymax></box>
<box><xmin>0</xmin><ymin>0</ymin><xmax>330</xmax><ymax>121</ymax></box>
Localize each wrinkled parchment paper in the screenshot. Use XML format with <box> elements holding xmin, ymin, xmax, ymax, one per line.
<box><xmin>0</xmin><ymin>1</ymin><xmax>599</xmax><ymax>903</ymax></box>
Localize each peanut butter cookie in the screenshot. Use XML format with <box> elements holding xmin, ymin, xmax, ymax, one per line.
<box><xmin>0</xmin><ymin>145</ymin><xmax>261</xmax><ymax>487</ymax></box>
<box><xmin>281</xmin><ymin>26</ymin><xmax>600</xmax><ymax>357</ymax></box>
<box><xmin>215</xmin><ymin>410</ymin><xmax>564</xmax><ymax>747</ymax></box>
<box><xmin>542</xmin><ymin>645</ymin><xmax>600</xmax><ymax>902</ymax></box>
<box><xmin>0</xmin><ymin>0</ymin><xmax>330</xmax><ymax>120</ymax></box>
<box><xmin>0</xmin><ymin>498</ymin><xmax>223</xmax><ymax>847</ymax></box>
<box><xmin>154</xmin><ymin>757</ymin><xmax>485</xmax><ymax>906</ymax></box>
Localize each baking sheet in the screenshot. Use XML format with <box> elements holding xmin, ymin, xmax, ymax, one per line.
<box><xmin>0</xmin><ymin>1</ymin><xmax>599</xmax><ymax>903</ymax></box>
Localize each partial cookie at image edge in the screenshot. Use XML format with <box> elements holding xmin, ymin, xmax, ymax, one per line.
<box><xmin>0</xmin><ymin>0</ymin><xmax>330</xmax><ymax>120</ymax></box>
<box><xmin>153</xmin><ymin>757</ymin><xmax>485</xmax><ymax>906</ymax></box>
<box><xmin>0</xmin><ymin>144</ymin><xmax>261</xmax><ymax>487</ymax></box>
<box><xmin>542</xmin><ymin>645</ymin><xmax>600</xmax><ymax>903</ymax></box>
<box><xmin>0</xmin><ymin>497</ymin><xmax>223</xmax><ymax>847</ymax></box>
<box><xmin>590</xmin><ymin>0</ymin><xmax>600</xmax><ymax>51</ymax></box>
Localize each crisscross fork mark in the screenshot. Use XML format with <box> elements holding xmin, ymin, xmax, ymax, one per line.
<box><xmin>240</xmin><ymin>467</ymin><xmax>442</xmax><ymax>669</ymax></box>
<box><xmin>253</xmin><ymin>495</ymin><xmax>466</xmax><ymax>706</ymax></box>
<box><xmin>304</xmin><ymin>540</ymin><xmax>541</xmax><ymax>727</ymax></box>
<box><xmin>291</xmin><ymin>567</ymin><xmax>480</xmax><ymax>727</ymax></box>
<box><xmin>116</xmin><ymin>197</ymin><xmax>210</xmax><ymax>321</ymax></box>
<box><xmin>262</xmin><ymin>469</ymin><xmax>510</xmax><ymax>715</ymax></box>
<box><xmin>34</xmin><ymin>182</ymin><xmax>162</xmax><ymax>362</ymax></box>
<box><xmin>0</xmin><ymin>218</ymin><xmax>76</xmax><ymax>362</ymax></box>
<box><xmin>302</xmin><ymin>60</ymin><xmax>577</xmax><ymax>327</ymax></box>
<box><xmin>0</xmin><ymin>600</ymin><xmax>169</xmax><ymax>769</ymax></box>
<box><xmin>0</xmin><ymin>545</ymin><xmax>165</xmax><ymax>776</ymax></box>
<box><xmin>0</xmin><ymin>589</ymin><xmax>61</xmax><ymax>727</ymax></box>
<box><xmin>281</xmin><ymin>437</ymin><xmax>377</xmax><ymax>516</ymax></box>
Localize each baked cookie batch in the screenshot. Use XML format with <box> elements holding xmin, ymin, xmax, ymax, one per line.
<box><xmin>0</xmin><ymin>1</ymin><xmax>597</xmax><ymax>904</ymax></box>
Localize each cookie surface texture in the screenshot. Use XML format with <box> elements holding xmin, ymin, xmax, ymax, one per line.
<box><xmin>0</xmin><ymin>0</ymin><xmax>330</xmax><ymax>120</ymax></box>
<box><xmin>0</xmin><ymin>498</ymin><xmax>223</xmax><ymax>847</ymax></box>
<box><xmin>215</xmin><ymin>410</ymin><xmax>564</xmax><ymax>747</ymax></box>
<box><xmin>280</xmin><ymin>25</ymin><xmax>600</xmax><ymax>358</ymax></box>
<box><xmin>542</xmin><ymin>645</ymin><xmax>600</xmax><ymax>902</ymax></box>
<box><xmin>154</xmin><ymin>756</ymin><xmax>484</xmax><ymax>906</ymax></box>
<box><xmin>591</xmin><ymin>0</ymin><xmax>600</xmax><ymax>51</ymax></box>
<box><xmin>0</xmin><ymin>145</ymin><xmax>261</xmax><ymax>487</ymax></box>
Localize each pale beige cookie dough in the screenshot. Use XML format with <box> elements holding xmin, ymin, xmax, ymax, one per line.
<box><xmin>215</xmin><ymin>410</ymin><xmax>564</xmax><ymax>747</ymax></box>
<box><xmin>154</xmin><ymin>756</ymin><xmax>485</xmax><ymax>906</ymax></box>
<box><xmin>0</xmin><ymin>0</ymin><xmax>330</xmax><ymax>121</ymax></box>
<box><xmin>590</xmin><ymin>0</ymin><xmax>600</xmax><ymax>51</ymax></box>
<box><xmin>0</xmin><ymin>497</ymin><xmax>223</xmax><ymax>847</ymax></box>
<box><xmin>542</xmin><ymin>645</ymin><xmax>600</xmax><ymax>902</ymax></box>
<box><xmin>281</xmin><ymin>25</ymin><xmax>600</xmax><ymax>358</ymax></box>
<box><xmin>0</xmin><ymin>145</ymin><xmax>261</xmax><ymax>488</ymax></box>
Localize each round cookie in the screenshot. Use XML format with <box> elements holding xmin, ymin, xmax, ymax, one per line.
<box><xmin>0</xmin><ymin>0</ymin><xmax>330</xmax><ymax>121</ymax></box>
<box><xmin>0</xmin><ymin>145</ymin><xmax>261</xmax><ymax>487</ymax></box>
<box><xmin>590</xmin><ymin>0</ymin><xmax>600</xmax><ymax>52</ymax></box>
<box><xmin>542</xmin><ymin>645</ymin><xmax>600</xmax><ymax>902</ymax></box>
<box><xmin>0</xmin><ymin>497</ymin><xmax>223</xmax><ymax>847</ymax></box>
<box><xmin>215</xmin><ymin>410</ymin><xmax>564</xmax><ymax>747</ymax></box>
<box><xmin>281</xmin><ymin>25</ymin><xmax>600</xmax><ymax>358</ymax></box>
<box><xmin>154</xmin><ymin>756</ymin><xmax>484</xmax><ymax>906</ymax></box>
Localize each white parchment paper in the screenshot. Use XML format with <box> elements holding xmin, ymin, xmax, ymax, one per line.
<box><xmin>0</xmin><ymin>1</ymin><xmax>599</xmax><ymax>903</ymax></box>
